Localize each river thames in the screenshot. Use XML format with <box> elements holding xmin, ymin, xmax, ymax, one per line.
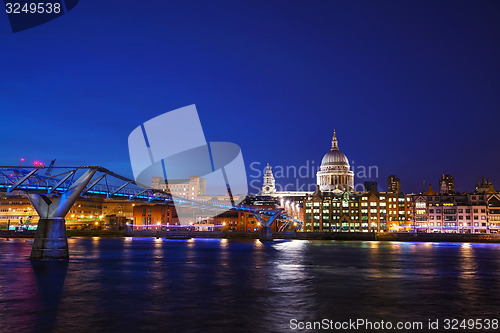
<box><xmin>1</xmin><ymin>238</ymin><xmax>500</xmax><ymax>332</ymax></box>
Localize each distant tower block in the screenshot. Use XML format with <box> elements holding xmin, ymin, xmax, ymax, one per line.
<box><xmin>261</xmin><ymin>163</ymin><xmax>276</xmax><ymax>195</ymax></box>
<box><xmin>439</xmin><ymin>174</ymin><xmax>455</xmax><ymax>194</ymax></box>
<box><xmin>388</xmin><ymin>175</ymin><xmax>401</xmax><ymax>193</ymax></box>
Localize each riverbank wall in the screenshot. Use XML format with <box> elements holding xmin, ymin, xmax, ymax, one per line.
<box><xmin>3</xmin><ymin>230</ymin><xmax>500</xmax><ymax>243</ymax></box>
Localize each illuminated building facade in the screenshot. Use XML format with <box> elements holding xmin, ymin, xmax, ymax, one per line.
<box><xmin>303</xmin><ymin>173</ymin><xmax>500</xmax><ymax>233</ymax></box>
<box><xmin>151</xmin><ymin>175</ymin><xmax>206</xmax><ymax>199</ymax></box>
<box><xmin>0</xmin><ymin>195</ymin><xmax>134</xmax><ymax>230</ymax></box>
<box><xmin>411</xmin><ymin>184</ymin><xmax>494</xmax><ymax>233</ymax></box>
<box><xmin>487</xmin><ymin>194</ymin><xmax>500</xmax><ymax>228</ymax></box>
<box><xmin>303</xmin><ymin>185</ymin><xmax>412</xmax><ymax>232</ymax></box>
<box><xmin>439</xmin><ymin>174</ymin><xmax>455</xmax><ymax>194</ymax></box>
<box><xmin>132</xmin><ymin>200</ymin><xmax>280</xmax><ymax>232</ymax></box>
<box><xmin>132</xmin><ymin>204</ymin><xmax>179</xmax><ymax>230</ymax></box>
<box><xmin>388</xmin><ymin>175</ymin><xmax>401</xmax><ymax>193</ymax></box>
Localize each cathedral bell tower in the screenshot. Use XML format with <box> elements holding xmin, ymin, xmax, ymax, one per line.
<box><xmin>261</xmin><ymin>163</ymin><xmax>276</xmax><ymax>195</ymax></box>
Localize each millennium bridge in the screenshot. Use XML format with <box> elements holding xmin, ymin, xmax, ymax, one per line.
<box><xmin>0</xmin><ymin>165</ymin><xmax>290</xmax><ymax>260</ymax></box>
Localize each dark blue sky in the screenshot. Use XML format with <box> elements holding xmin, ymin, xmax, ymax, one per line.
<box><xmin>1</xmin><ymin>0</ymin><xmax>499</xmax><ymax>194</ymax></box>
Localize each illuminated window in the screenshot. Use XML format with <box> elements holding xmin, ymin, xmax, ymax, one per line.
<box><xmin>416</xmin><ymin>202</ymin><xmax>426</xmax><ymax>209</ymax></box>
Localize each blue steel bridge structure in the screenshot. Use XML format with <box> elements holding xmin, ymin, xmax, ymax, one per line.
<box><xmin>0</xmin><ymin>165</ymin><xmax>171</xmax><ymax>201</ymax></box>
<box><xmin>0</xmin><ymin>165</ymin><xmax>297</xmax><ymax>260</ymax></box>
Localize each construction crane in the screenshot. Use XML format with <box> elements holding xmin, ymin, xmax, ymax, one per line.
<box><xmin>45</xmin><ymin>159</ymin><xmax>56</xmax><ymax>177</ymax></box>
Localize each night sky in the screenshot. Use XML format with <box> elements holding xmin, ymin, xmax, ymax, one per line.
<box><xmin>0</xmin><ymin>0</ymin><xmax>499</xmax><ymax>194</ymax></box>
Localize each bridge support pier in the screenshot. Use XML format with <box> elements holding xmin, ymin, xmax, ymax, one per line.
<box><xmin>30</xmin><ymin>218</ymin><xmax>69</xmax><ymax>260</ymax></box>
<box><xmin>27</xmin><ymin>169</ymin><xmax>97</xmax><ymax>260</ymax></box>
<box><xmin>259</xmin><ymin>225</ymin><xmax>273</xmax><ymax>241</ymax></box>
<box><xmin>254</xmin><ymin>209</ymin><xmax>282</xmax><ymax>242</ymax></box>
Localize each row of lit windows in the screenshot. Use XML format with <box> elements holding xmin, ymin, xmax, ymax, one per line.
<box><xmin>305</xmin><ymin>197</ymin><xmax>412</xmax><ymax>207</ymax></box>
<box><xmin>416</xmin><ymin>222</ymin><xmax>486</xmax><ymax>227</ymax></box>
<box><xmin>427</xmin><ymin>208</ymin><xmax>486</xmax><ymax>214</ymax></box>
<box><xmin>429</xmin><ymin>215</ymin><xmax>486</xmax><ymax>220</ymax></box>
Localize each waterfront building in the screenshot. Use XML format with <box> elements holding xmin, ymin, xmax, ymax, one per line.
<box><xmin>302</xmin><ymin>171</ymin><xmax>500</xmax><ymax>234</ymax></box>
<box><xmin>410</xmin><ymin>184</ymin><xmax>494</xmax><ymax>233</ymax></box>
<box><xmin>0</xmin><ymin>196</ymin><xmax>38</xmax><ymax>230</ymax></box>
<box><xmin>211</xmin><ymin>210</ymin><xmax>269</xmax><ymax>232</ymax></box>
<box><xmin>487</xmin><ymin>193</ymin><xmax>500</xmax><ymax>229</ymax></box>
<box><xmin>386</xmin><ymin>191</ymin><xmax>412</xmax><ymax>231</ymax></box>
<box><xmin>303</xmin><ymin>184</ymin><xmax>412</xmax><ymax>232</ymax></box>
<box><xmin>0</xmin><ymin>195</ymin><xmax>134</xmax><ymax>230</ymax></box>
<box><xmin>131</xmin><ymin>198</ymin><xmax>281</xmax><ymax>232</ymax></box>
<box><xmin>132</xmin><ymin>204</ymin><xmax>179</xmax><ymax>231</ymax></box>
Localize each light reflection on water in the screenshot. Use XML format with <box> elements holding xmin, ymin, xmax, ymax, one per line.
<box><xmin>1</xmin><ymin>238</ymin><xmax>500</xmax><ymax>332</ymax></box>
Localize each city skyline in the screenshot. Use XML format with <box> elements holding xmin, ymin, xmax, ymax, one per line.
<box><xmin>0</xmin><ymin>0</ymin><xmax>499</xmax><ymax>194</ymax></box>
<box><xmin>1</xmin><ymin>2</ymin><xmax>500</xmax><ymax>331</ymax></box>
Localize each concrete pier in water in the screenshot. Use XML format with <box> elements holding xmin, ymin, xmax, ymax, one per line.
<box><xmin>30</xmin><ymin>218</ymin><xmax>69</xmax><ymax>260</ymax></box>
<box><xmin>259</xmin><ymin>225</ymin><xmax>273</xmax><ymax>241</ymax></box>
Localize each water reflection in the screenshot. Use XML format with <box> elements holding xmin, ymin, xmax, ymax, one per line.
<box><xmin>31</xmin><ymin>261</ymin><xmax>68</xmax><ymax>333</ymax></box>
<box><xmin>1</xmin><ymin>239</ymin><xmax>500</xmax><ymax>332</ymax></box>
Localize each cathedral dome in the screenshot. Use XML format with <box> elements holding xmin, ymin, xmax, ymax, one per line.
<box><xmin>316</xmin><ymin>130</ymin><xmax>354</xmax><ymax>192</ymax></box>
<box><xmin>321</xmin><ymin>149</ymin><xmax>349</xmax><ymax>167</ymax></box>
<box><xmin>320</xmin><ymin>130</ymin><xmax>350</xmax><ymax>168</ymax></box>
